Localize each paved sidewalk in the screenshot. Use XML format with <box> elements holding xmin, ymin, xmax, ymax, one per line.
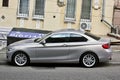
<box><xmin>111</xmin><ymin>45</ymin><xmax>120</xmax><ymax>52</ymax></box>
<box><xmin>100</xmin><ymin>35</ymin><xmax>120</xmax><ymax>43</ymax></box>
<box><xmin>0</xmin><ymin>48</ymin><xmax>6</xmax><ymax>54</ymax></box>
<box><xmin>0</xmin><ymin>53</ymin><xmax>6</xmax><ymax>62</ymax></box>
<box><xmin>0</xmin><ymin>48</ymin><xmax>6</xmax><ymax>63</ymax></box>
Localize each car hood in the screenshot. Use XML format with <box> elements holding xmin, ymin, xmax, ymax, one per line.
<box><xmin>8</xmin><ymin>38</ymin><xmax>35</xmax><ymax>47</ymax></box>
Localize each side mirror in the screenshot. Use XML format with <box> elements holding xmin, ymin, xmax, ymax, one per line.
<box><xmin>41</xmin><ymin>40</ymin><xmax>46</xmax><ymax>45</ymax></box>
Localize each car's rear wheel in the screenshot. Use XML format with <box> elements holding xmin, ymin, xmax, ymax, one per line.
<box><xmin>12</xmin><ymin>52</ymin><xmax>29</xmax><ymax>66</ymax></box>
<box><xmin>80</xmin><ymin>53</ymin><xmax>98</xmax><ymax>68</ymax></box>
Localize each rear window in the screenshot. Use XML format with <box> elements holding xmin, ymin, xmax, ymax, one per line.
<box><xmin>85</xmin><ymin>32</ymin><xmax>100</xmax><ymax>40</ymax></box>
<box><xmin>69</xmin><ymin>33</ymin><xmax>88</xmax><ymax>42</ymax></box>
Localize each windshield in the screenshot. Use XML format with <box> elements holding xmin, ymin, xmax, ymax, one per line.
<box><xmin>85</xmin><ymin>32</ymin><xmax>100</xmax><ymax>40</ymax></box>
<box><xmin>34</xmin><ymin>32</ymin><xmax>52</xmax><ymax>42</ymax></box>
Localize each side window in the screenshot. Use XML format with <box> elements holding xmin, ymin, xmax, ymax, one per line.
<box><xmin>46</xmin><ymin>33</ymin><xmax>70</xmax><ymax>43</ymax></box>
<box><xmin>69</xmin><ymin>34</ymin><xmax>88</xmax><ymax>42</ymax></box>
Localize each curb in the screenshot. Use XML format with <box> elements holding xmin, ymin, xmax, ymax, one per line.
<box><xmin>113</xmin><ymin>50</ymin><xmax>120</xmax><ymax>53</ymax></box>
<box><xmin>0</xmin><ymin>61</ymin><xmax>7</xmax><ymax>65</ymax></box>
<box><xmin>0</xmin><ymin>52</ymin><xmax>6</xmax><ymax>54</ymax></box>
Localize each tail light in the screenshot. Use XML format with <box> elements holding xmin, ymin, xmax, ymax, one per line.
<box><xmin>102</xmin><ymin>43</ymin><xmax>110</xmax><ymax>49</ymax></box>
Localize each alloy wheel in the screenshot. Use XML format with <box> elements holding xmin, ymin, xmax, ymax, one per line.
<box><xmin>82</xmin><ymin>53</ymin><xmax>97</xmax><ymax>68</ymax></box>
<box><xmin>13</xmin><ymin>52</ymin><xmax>28</xmax><ymax>66</ymax></box>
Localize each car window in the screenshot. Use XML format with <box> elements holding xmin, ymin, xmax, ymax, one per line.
<box><xmin>34</xmin><ymin>32</ymin><xmax>52</xmax><ymax>42</ymax></box>
<box><xmin>69</xmin><ymin>33</ymin><xmax>88</xmax><ymax>42</ymax></box>
<box><xmin>46</xmin><ymin>33</ymin><xmax>70</xmax><ymax>43</ymax></box>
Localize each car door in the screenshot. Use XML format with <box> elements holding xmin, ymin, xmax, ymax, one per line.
<box><xmin>67</xmin><ymin>33</ymin><xmax>88</xmax><ymax>60</ymax></box>
<box><xmin>34</xmin><ymin>33</ymin><xmax>70</xmax><ymax>62</ymax></box>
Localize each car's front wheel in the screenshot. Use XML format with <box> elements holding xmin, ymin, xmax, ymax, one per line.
<box><xmin>80</xmin><ymin>53</ymin><xmax>98</xmax><ymax>68</ymax></box>
<box><xmin>12</xmin><ymin>52</ymin><xmax>29</xmax><ymax>66</ymax></box>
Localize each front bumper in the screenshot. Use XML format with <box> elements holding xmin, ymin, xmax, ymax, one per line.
<box><xmin>6</xmin><ymin>50</ymin><xmax>16</xmax><ymax>62</ymax></box>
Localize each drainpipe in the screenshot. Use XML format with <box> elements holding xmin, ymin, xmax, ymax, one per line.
<box><xmin>101</xmin><ymin>0</ymin><xmax>115</xmax><ymax>33</ymax></box>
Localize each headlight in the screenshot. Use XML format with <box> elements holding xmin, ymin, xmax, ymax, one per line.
<box><xmin>8</xmin><ymin>48</ymin><xmax>14</xmax><ymax>51</ymax></box>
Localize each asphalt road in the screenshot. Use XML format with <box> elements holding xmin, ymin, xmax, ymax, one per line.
<box><xmin>0</xmin><ymin>48</ymin><xmax>120</xmax><ymax>80</ymax></box>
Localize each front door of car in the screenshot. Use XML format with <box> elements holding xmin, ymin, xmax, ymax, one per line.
<box><xmin>34</xmin><ymin>33</ymin><xmax>70</xmax><ymax>62</ymax></box>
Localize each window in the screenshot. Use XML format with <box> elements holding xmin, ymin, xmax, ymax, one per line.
<box><xmin>18</xmin><ymin>0</ymin><xmax>29</xmax><ymax>18</ymax></box>
<box><xmin>81</xmin><ymin>0</ymin><xmax>92</xmax><ymax>19</ymax></box>
<box><xmin>65</xmin><ymin>0</ymin><xmax>76</xmax><ymax>21</ymax></box>
<box><xmin>2</xmin><ymin>0</ymin><xmax>9</xmax><ymax>7</ymax></box>
<box><xmin>33</xmin><ymin>0</ymin><xmax>45</xmax><ymax>19</ymax></box>
<box><xmin>69</xmin><ymin>34</ymin><xmax>88</xmax><ymax>42</ymax></box>
<box><xmin>46</xmin><ymin>33</ymin><xmax>70</xmax><ymax>43</ymax></box>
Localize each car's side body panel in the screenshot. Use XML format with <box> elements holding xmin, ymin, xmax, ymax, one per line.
<box><xmin>6</xmin><ymin>29</ymin><xmax>112</xmax><ymax>67</ymax></box>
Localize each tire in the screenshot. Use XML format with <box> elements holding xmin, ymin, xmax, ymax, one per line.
<box><xmin>80</xmin><ymin>53</ymin><xmax>98</xmax><ymax>68</ymax></box>
<box><xmin>12</xmin><ymin>52</ymin><xmax>29</xmax><ymax>66</ymax></box>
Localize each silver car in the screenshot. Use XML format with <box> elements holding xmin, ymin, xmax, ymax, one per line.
<box><xmin>7</xmin><ymin>29</ymin><xmax>112</xmax><ymax>67</ymax></box>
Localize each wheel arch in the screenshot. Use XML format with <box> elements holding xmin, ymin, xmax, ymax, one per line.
<box><xmin>12</xmin><ymin>50</ymin><xmax>30</xmax><ymax>63</ymax></box>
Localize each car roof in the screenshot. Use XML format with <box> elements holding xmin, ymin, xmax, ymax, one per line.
<box><xmin>52</xmin><ymin>29</ymin><xmax>85</xmax><ymax>34</ymax></box>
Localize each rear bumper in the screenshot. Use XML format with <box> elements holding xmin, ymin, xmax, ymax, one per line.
<box><xmin>99</xmin><ymin>55</ymin><xmax>112</xmax><ymax>62</ymax></box>
<box><xmin>99</xmin><ymin>49</ymin><xmax>112</xmax><ymax>62</ymax></box>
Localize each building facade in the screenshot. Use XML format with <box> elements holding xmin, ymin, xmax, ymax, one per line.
<box><xmin>113</xmin><ymin>0</ymin><xmax>120</xmax><ymax>34</ymax></box>
<box><xmin>0</xmin><ymin>0</ymin><xmax>114</xmax><ymax>35</ymax></box>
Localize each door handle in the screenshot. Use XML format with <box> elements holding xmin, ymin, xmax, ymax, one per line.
<box><xmin>63</xmin><ymin>44</ymin><xmax>67</xmax><ymax>47</ymax></box>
